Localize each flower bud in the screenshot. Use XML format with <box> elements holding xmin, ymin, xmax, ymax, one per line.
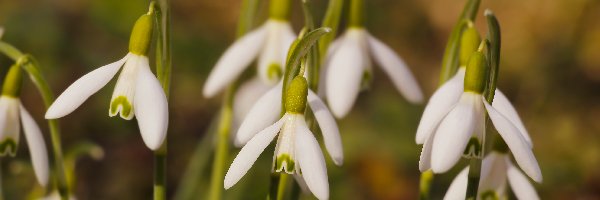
<box><xmin>1</xmin><ymin>63</ymin><xmax>23</xmax><ymax>97</ymax></box>
<box><xmin>464</xmin><ymin>51</ymin><xmax>488</xmax><ymax>94</ymax></box>
<box><xmin>285</xmin><ymin>76</ymin><xmax>308</xmax><ymax>114</ymax></box>
<box><xmin>129</xmin><ymin>14</ymin><xmax>154</xmax><ymax>55</ymax></box>
<box><xmin>459</xmin><ymin>24</ymin><xmax>481</xmax><ymax>67</ymax></box>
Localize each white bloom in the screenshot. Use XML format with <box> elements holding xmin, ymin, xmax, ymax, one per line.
<box><xmin>416</xmin><ymin>68</ymin><xmax>541</xmax><ymax>183</ymax></box>
<box><xmin>233</xmin><ymin>82</ymin><xmax>344</xmax><ymax>166</ymax></box>
<box><xmin>225</xmin><ymin>77</ymin><xmax>342</xmax><ymax>200</ymax></box>
<box><xmin>203</xmin><ymin>20</ymin><xmax>297</xmax><ymax>97</ymax></box>
<box><xmin>443</xmin><ymin>152</ymin><xmax>540</xmax><ymax>200</ymax></box>
<box><xmin>0</xmin><ymin>96</ymin><xmax>49</xmax><ymax>186</ymax></box>
<box><xmin>323</xmin><ymin>27</ymin><xmax>423</xmax><ymax>118</ymax></box>
<box><xmin>232</xmin><ymin>77</ymin><xmax>272</xmax><ymax>130</ymax></box>
<box><xmin>45</xmin><ymin>53</ymin><xmax>168</xmax><ymax>150</ymax></box>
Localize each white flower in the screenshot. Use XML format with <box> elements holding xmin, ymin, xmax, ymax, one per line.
<box><xmin>232</xmin><ymin>77</ymin><xmax>272</xmax><ymax>130</ymax></box>
<box><xmin>443</xmin><ymin>152</ymin><xmax>540</xmax><ymax>200</ymax></box>
<box><xmin>224</xmin><ymin>77</ymin><xmax>342</xmax><ymax>200</ymax></box>
<box><xmin>45</xmin><ymin>53</ymin><xmax>168</xmax><ymax>150</ymax></box>
<box><xmin>233</xmin><ymin>82</ymin><xmax>344</xmax><ymax>166</ymax></box>
<box><xmin>203</xmin><ymin>19</ymin><xmax>297</xmax><ymax>98</ymax></box>
<box><xmin>323</xmin><ymin>27</ymin><xmax>423</xmax><ymax>118</ymax></box>
<box><xmin>0</xmin><ymin>96</ymin><xmax>49</xmax><ymax>187</ymax></box>
<box><xmin>416</xmin><ymin>66</ymin><xmax>541</xmax><ymax>182</ymax></box>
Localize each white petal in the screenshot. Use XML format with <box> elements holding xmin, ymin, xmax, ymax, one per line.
<box><xmin>493</xmin><ymin>89</ymin><xmax>532</xmax><ymax>147</ymax></box>
<box><xmin>478</xmin><ymin>152</ymin><xmax>508</xmax><ymax>197</ymax></box>
<box><xmin>317</xmin><ymin>38</ymin><xmax>344</xmax><ymax>98</ymax></box>
<box><xmin>280</xmin><ymin>22</ymin><xmax>297</xmax><ymax>63</ymax></box>
<box><xmin>257</xmin><ymin>20</ymin><xmax>290</xmax><ymax>84</ymax></box>
<box><xmin>203</xmin><ymin>24</ymin><xmax>268</xmax><ymax>97</ymax></box>
<box><xmin>133</xmin><ymin>58</ymin><xmax>169</xmax><ymax>150</ymax></box>
<box><xmin>0</xmin><ymin>96</ymin><xmax>20</xmax><ymax>156</ymax></box>
<box><xmin>483</xmin><ymin>99</ymin><xmax>542</xmax><ymax>183</ymax></box>
<box><xmin>418</xmin><ymin>135</ymin><xmax>434</xmax><ymax>172</ymax></box>
<box><xmin>366</xmin><ymin>33</ymin><xmax>423</xmax><ymax>104</ymax></box>
<box><xmin>19</xmin><ymin>105</ymin><xmax>49</xmax><ymax>186</ymax></box>
<box><xmin>234</xmin><ymin>82</ymin><xmax>282</xmax><ymax>147</ymax></box>
<box><xmin>224</xmin><ymin>118</ymin><xmax>285</xmax><ymax>189</ymax></box>
<box><xmin>308</xmin><ymin>90</ymin><xmax>343</xmax><ymax>166</ymax></box>
<box><xmin>232</xmin><ymin>78</ymin><xmax>272</xmax><ymax>129</ymax></box>
<box><xmin>415</xmin><ymin>68</ymin><xmax>465</xmax><ymax>144</ymax></box>
<box><xmin>325</xmin><ymin>32</ymin><xmax>365</xmax><ymax>118</ymax></box>
<box><xmin>443</xmin><ymin>167</ymin><xmax>469</xmax><ymax>200</ymax></box>
<box><xmin>45</xmin><ymin>55</ymin><xmax>129</xmax><ymax>119</ymax></box>
<box><xmin>431</xmin><ymin>92</ymin><xmax>479</xmax><ymax>173</ymax></box>
<box><xmin>295</xmin><ymin>122</ymin><xmax>329</xmax><ymax>200</ymax></box>
<box><xmin>293</xmin><ymin>174</ymin><xmax>310</xmax><ymax>194</ymax></box>
<box><xmin>507</xmin><ymin>163</ymin><xmax>540</xmax><ymax>200</ymax></box>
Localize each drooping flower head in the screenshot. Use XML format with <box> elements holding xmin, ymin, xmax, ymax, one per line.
<box><xmin>0</xmin><ymin>63</ymin><xmax>49</xmax><ymax>186</ymax></box>
<box><xmin>202</xmin><ymin>0</ymin><xmax>297</xmax><ymax>98</ymax></box>
<box><xmin>45</xmin><ymin>10</ymin><xmax>168</xmax><ymax>150</ymax></box>
<box><xmin>444</xmin><ymin>151</ymin><xmax>540</xmax><ymax>200</ymax></box>
<box><xmin>417</xmin><ymin>49</ymin><xmax>542</xmax><ymax>183</ymax></box>
<box><xmin>224</xmin><ymin>76</ymin><xmax>342</xmax><ymax>200</ymax></box>
<box><xmin>322</xmin><ymin>0</ymin><xmax>423</xmax><ymax>118</ymax></box>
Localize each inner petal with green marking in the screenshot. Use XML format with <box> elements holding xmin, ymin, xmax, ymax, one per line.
<box><xmin>267</xmin><ymin>63</ymin><xmax>282</xmax><ymax>81</ymax></box>
<box><xmin>463</xmin><ymin>137</ymin><xmax>483</xmax><ymax>159</ymax></box>
<box><xmin>0</xmin><ymin>138</ymin><xmax>17</xmax><ymax>157</ymax></box>
<box><xmin>479</xmin><ymin>190</ymin><xmax>500</xmax><ymax>200</ymax></box>
<box><xmin>274</xmin><ymin>153</ymin><xmax>296</xmax><ymax>174</ymax></box>
<box><xmin>110</xmin><ymin>96</ymin><xmax>134</xmax><ymax>120</ymax></box>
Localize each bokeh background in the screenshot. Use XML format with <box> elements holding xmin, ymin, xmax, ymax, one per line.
<box><xmin>1</xmin><ymin>0</ymin><xmax>599</xmax><ymax>199</ymax></box>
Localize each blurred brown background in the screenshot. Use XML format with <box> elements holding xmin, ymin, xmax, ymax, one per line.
<box><xmin>1</xmin><ymin>0</ymin><xmax>599</xmax><ymax>199</ymax></box>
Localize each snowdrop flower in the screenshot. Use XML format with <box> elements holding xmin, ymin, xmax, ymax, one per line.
<box><xmin>45</xmin><ymin>13</ymin><xmax>168</xmax><ymax>150</ymax></box>
<box><xmin>323</xmin><ymin>2</ymin><xmax>423</xmax><ymax>118</ymax></box>
<box><xmin>417</xmin><ymin>51</ymin><xmax>542</xmax><ymax>183</ymax></box>
<box><xmin>202</xmin><ymin>1</ymin><xmax>296</xmax><ymax>98</ymax></box>
<box><xmin>443</xmin><ymin>151</ymin><xmax>540</xmax><ymax>200</ymax></box>
<box><xmin>224</xmin><ymin>77</ymin><xmax>341</xmax><ymax>200</ymax></box>
<box><xmin>0</xmin><ymin>64</ymin><xmax>49</xmax><ymax>186</ymax></box>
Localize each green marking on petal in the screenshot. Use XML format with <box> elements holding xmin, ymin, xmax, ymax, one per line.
<box><xmin>463</xmin><ymin>137</ymin><xmax>483</xmax><ymax>158</ymax></box>
<box><xmin>0</xmin><ymin>138</ymin><xmax>17</xmax><ymax>157</ymax></box>
<box><xmin>360</xmin><ymin>70</ymin><xmax>372</xmax><ymax>91</ymax></box>
<box><xmin>110</xmin><ymin>96</ymin><xmax>134</xmax><ymax>120</ymax></box>
<box><xmin>480</xmin><ymin>190</ymin><xmax>500</xmax><ymax>200</ymax></box>
<box><xmin>274</xmin><ymin>154</ymin><xmax>295</xmax><ymax>174</ymax></box>
<box><xmin>267</xmin><ymin>63</ymin><xmax>282</xmax><ymax>81</ymax></box>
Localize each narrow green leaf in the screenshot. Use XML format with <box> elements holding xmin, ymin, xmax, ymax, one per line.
<box><xmin>484</xmin><ymin>10</ymin><xmax>501</xmax><ymax>103</ymax></box>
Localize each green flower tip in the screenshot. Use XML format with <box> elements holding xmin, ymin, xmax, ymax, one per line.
<box><xmin>274</xmin><ymin>154</ymin><xmax>295</xmax><ymax>174</ymax></box>
<box><xmin>0</xmin><ymin>138</ymin><xmax>18</xmax><ymax>157</ymax></box>
<box><xmin>129</xmin><ymin>14</ymin><xmax>154</xmax><ymax>56</ymax></box>
<box><xmin>480</xmin><ymin>190</ymin><xmax>500</xmax><ymax>200</ymax></box>
<box><xmin>110</xmin><ymin>96</ymin><xmax>134</xmax><ymax>120</ymax></box>
<box><xmin>464</xmin><ymin>51</ymin><xmax>488</xmax><ymax>94</ymax></box>
<box><xmin>268</xmin><ymin>63</ymin><xmax>282</xmax><ymax>81</ymax></box>
<box><xmin>1</xmin><ymin>64</ymin><xmax>23</xmax><ymax>97</ymax></box>
<box><xmin>285</xmin><ymin>76</ymin><xmax>308</xmax><ymax>114</ymax></box>
<box><xmin>459</xmin><ymin>23</ymin><xmax>481</xmax><ymax>67</ymax></box>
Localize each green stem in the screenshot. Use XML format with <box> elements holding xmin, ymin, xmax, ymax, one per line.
<box><xmin>318</xmin><ymin>0</ymin><xmax>343</xmax><ymax>60</ymax></box>
<box><xmin>269</xmin><ymin>0</ymin><xmax>291</xmax><ymax>21</ymax></box>
<box><xmin>276</xmin><ymin>173</ymin><xmax>289</xmax><ymax>200</ymax></box>
<box><xmin>152</xmin><ymin>0</ymin><xmax>171</xmax><ymax>199</ymax></box>
<box><xmin>418</xmin><ymin>170</ymin><xmax>434</xmax><ymax>200</ymax></box>
<box><xmin>207</xmin><ymin>86</ymin><xmax>234</xmax><ymax>200</ymax></box>
<box><xmin>439</xmin><ymin>0</ymin><xmax>481</xmax><ymax>84</ymax></box>
<box><xmin>349</xmin><ymin>0</ymin><xmax>364</xmax><ymax>28</ymax></box>
<box><xmin>466</xmin><ymin>158</ymin><xmax>481</xmax><ymax>200</ymax></box>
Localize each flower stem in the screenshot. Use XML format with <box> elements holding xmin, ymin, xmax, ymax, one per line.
<box><xmin>349</xmin><ymin>0</ymin><xmax>364</xmax><ymax>28</ymax></box>
<box><xmin>466</xmin><ymin>158</ymin><xmax>481</xmax><ymax>200</ymax></box>
<box><xmin>276</xmin><ymin>173</ymin><xmax>289</xmax><ymax>200</ymax></box>
<box><xmin>418</xmin><ymin>170</ymin><xmax>434</xmax><ymax>200</ymax></box>
<box><xmin>152</xmin><ymin>0</ymin><xmax>171</xmax><ymax>199</ymax></box>
<box><xmin>207</xmin><ymin>85</ymin><xmax>234</xmax><ymax>200</ymax></box>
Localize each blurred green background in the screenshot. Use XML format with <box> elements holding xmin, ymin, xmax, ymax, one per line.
<box><xmin>1</xmin><ymin>0</ymin><xmax>600</xmax><ymax>199</ymax></box>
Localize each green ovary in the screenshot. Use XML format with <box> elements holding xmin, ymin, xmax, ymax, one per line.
<box><xmin>274</xmin><ymin>154</ymin><xmax>295</xmax><ymax>174</ymax></box>
<box><xmin>110</xmin><ymin>96</ymin><xmax>134</xmax><ymax>120</ymax></box>
<box><xmin>0</xmin><ymin>139</ymin><xmax>17</xmax><ymax>156</ymax></box>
